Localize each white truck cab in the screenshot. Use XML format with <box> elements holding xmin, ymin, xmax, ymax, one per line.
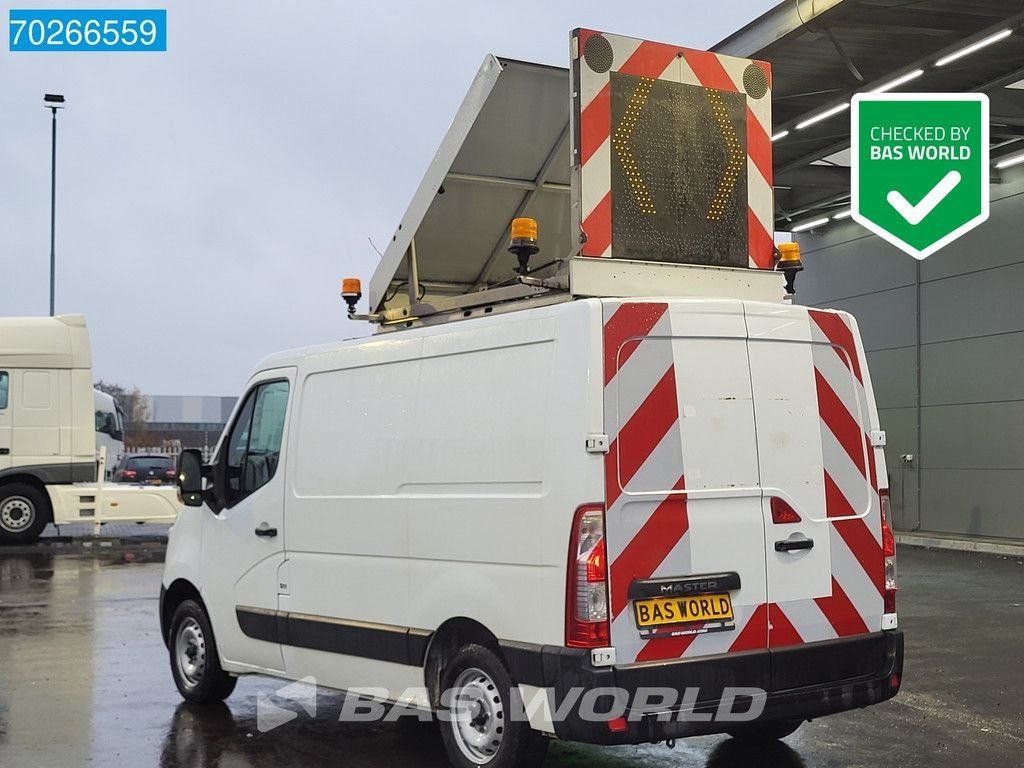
<box><xmin>160</xmin><ymin>30</ymin><xmax>902</xmax><ymax>768</ymax></box>
<box><xmin>0</xmin><ymin>314</ymin><xmax>180</xmax><ymax>541</ymax></box>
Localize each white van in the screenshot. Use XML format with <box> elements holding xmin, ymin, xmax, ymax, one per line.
<box><xmin>160</xmin><ymin>31</ymin><xmax>902</xmax><ymax>767</ymax></box>
<box><xmin>161</xmin><ymin>297</ymin><xmax>902</xmax><ymax>764</ymax></box>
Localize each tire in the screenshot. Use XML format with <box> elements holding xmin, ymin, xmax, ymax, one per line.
<box><xmin>168</xmin><ymin>599</ymin><xmax>237</xmax><ymax>703</ymax></box>
<box><xmin>727</xmin><ymin>719</ymin><xmax>802</xmax><ymax>742</ymax></box>
<box><xmin>0</xmin><ymin>482</ymin><xmax>51</xmax><ymax>544</ymax></box>
<box><xmin>438</xmin><ymin>644</ymin><xmax>549</xmax><ymax>768</ymax></box>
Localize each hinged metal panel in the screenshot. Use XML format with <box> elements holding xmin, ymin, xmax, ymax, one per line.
<box><xmin>369</xmin><ymin>56</ymin><xmax>573</xmax><ymax>313</ymax></box>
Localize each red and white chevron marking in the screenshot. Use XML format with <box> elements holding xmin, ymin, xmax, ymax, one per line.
<box><xmin>575</xmin><ymin>29</ymin><xmax>773</xmax><ymax>268</ymax></box>
<box><xmin>769</xmin><ymin>310</ymin><xmax>884</xmax><ymax>647</ymax></box>
<box><xmin>601</xmin><ymin>303</ymin><xmax>884</xmax><ymax>662</ymax></box>
<box><xmin>602</xmin><ymin>301</ymin><xmax>694</xmax><ymax>664</ymax></box>
<box><xmin>748</xmin><ymin>311</ymin><xmax>883</xmax><ymax>648</ymax></box>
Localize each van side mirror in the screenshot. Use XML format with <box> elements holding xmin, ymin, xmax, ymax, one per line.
<box><xmin>177</xmin><ymin>449</ymin><xmax>205</xmax><ymax>507</ymax></box>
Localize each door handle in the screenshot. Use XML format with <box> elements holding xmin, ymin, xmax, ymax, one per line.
<box><xmin>0</xmin><ymin>448</ymin><xmax>8</xmax><ymax>455</ymax></box>
<box><xmin>254</xmin><ymin>523</ymin><xmax>278</xmax><ymax>538</ymax></box>
<box><xmin>775</xmin><ymin>538</ymin><xmax>814</xmax><ymax>552</ymax></box>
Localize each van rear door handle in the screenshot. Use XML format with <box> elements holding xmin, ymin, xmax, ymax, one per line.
<box><xmin>254</xmin><ymin>523</ymin><xmax>278</xmax><ymax>538</ymax></box>
<box><xmin>775</xmin><ymin>538</ymin><xmax>813</xmax><ymax>552</ymax></box>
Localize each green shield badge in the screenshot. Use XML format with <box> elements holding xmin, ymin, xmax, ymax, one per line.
<box><xmin>851</xmin><ymin>93</ymin><xmax>989</xmax><ymax>260</ymax></box>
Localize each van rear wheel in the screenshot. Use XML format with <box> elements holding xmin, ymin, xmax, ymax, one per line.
<box><xmin>0</xmin><ymin>483</ymin><xmax>51</xmax><ymax>544</ymax></box>
<box><xmin>169</xmin><ymin>599</ymin><xmax>237</xmax><ymax>703</ymax></box>
<box><xmin>727</xmin><ymin>719</ymin><xmax>802</xmax><ymax>742</ymax></box>
<box><xmin>438</xmin><ymin>644</ymin><xmax>548</xmax><ymax>768</ymax></box>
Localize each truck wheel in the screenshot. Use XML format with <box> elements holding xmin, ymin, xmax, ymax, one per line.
<box><xmin>169</xmin><ymin>599</ymin><xmax>237</xmax><ymax>703</ymax></box>
<box><xmin>0</xmin><ymin>483</ymin><xmax>51</xmax><ymax>544</ymax></box>
<box><xmin>727</xmin><ymin>719</ymin><xmax>802</xmax><ymax>742</ymax></box>
<box><xmin>438</xmin><ymin>644</ymin><xmax>549</xmax><ymax>768</ymax></box>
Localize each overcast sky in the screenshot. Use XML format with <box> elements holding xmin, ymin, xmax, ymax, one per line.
<box><xmin>1</xmin><ymin>0</ymin><xmax>777</xmax><ymax>396</ymax></box>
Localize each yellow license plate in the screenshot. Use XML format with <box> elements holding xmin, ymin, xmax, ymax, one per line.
<box><xmin>634</xmin><ymin>593</ymin><xmax>734</xmax><ymax>629</ymax></box>
<box><xmin>146</xmin><ymin>478</ymin><xmax>163</xmax><ymax>485</ymax></box>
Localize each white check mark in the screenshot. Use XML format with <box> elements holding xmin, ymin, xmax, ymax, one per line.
<box><xmin>886</xmin><ymin>170</ymin><xmax>962</xmax><ymax>225</ymax></box>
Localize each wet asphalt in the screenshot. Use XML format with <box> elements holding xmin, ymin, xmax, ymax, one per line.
<box><xmin>0</xmin><ymin>546</ymin><xmax>1020</xmax><ymax>768</ymax></box>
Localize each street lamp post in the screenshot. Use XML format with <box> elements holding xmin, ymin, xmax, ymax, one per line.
<box><xmin>43</xmin><ymin>93</ymin><xmax>65</xmax><ymax>316</ymax></box>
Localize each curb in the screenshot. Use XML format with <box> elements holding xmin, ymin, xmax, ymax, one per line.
<box><xmin>895</xmin><ymin>532</ymin><xmax>1024</xmax><ymax>558</ymax></box>
<box><xmin>0</xmin><ymin>536</ymin><xmax>167</xmax><ymax>556</ymax></box>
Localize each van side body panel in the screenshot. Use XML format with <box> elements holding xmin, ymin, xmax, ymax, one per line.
<box><xmin>278</xmin><ymin>300</ymin><xmax>605</xmax><ymax>698</ymax></box>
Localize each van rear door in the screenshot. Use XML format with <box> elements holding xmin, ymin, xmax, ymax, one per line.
<box><xmin>745</xmin><ymin>305</ymin><xmax>884</xmax><ymax>672</ymax></box>
<box><xmin>602</xmin><ymin>300</ymin><xmax>768</xmax><ymax>671</ymax></box>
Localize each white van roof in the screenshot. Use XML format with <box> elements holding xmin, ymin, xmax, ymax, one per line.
<box><xmin>0</xmin><ymin>314</ymin><xmax>91</xmax><ymax>369</ymax></box>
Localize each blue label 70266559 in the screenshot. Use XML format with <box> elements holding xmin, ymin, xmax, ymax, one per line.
<box><xmin>9</xmin><ymin>9</ymin><xmax>167</xmax><ymax>52</ymax></box>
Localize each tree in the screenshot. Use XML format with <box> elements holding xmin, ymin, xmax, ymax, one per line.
<box><xmin>94</xmin><ymin>380</ymin><xmax>150</xmax><ymax>424</ymax></box>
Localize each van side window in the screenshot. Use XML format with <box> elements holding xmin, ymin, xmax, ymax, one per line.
<box><xmin>0</xmin><ymin>372</ymin><xmax>7</xmax><ymax>409</ymax></box>
<box><xmin>223</xmin><ymin>380</ymin><xmax>289</xmax><ymax>507</ymax></box>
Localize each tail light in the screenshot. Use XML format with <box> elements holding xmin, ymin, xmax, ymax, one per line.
<box><xmin>880</xmin><ymin>489</ymin><xmax>897</xmax><ymax>615</ymax></box>
<box><xmin>566</xmin><ymin>504</ymin><xmax>610</xmax><ymax>648</ymax></box>
<box><xmin>770</xmin><ymin>497</ymin><xmax>802</xmax><ymax>524</ymax></box>
<box><xmin>123</xmin><ymin>469</ymin><xmax>137</xmax><ymax>480</ymax></box>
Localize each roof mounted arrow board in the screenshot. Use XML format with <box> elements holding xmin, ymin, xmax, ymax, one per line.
<box><xmin>570</xmin><ymin>29</ymin><xmax>774</xmax><ymax>269</ymax></box>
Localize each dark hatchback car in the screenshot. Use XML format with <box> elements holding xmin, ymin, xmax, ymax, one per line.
<box><xmin>113</xmin><ymin>455</ymin><xmax>177</xmax><ymax>484</ymax></box>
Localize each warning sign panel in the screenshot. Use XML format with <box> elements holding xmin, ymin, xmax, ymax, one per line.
<box><xmin>571</xmin><ymin>28</ymin><xmax>774</xmax><ymax>269</ymax></box>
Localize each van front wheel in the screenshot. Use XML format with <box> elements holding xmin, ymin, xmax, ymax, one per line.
<box><xmin>438</xmin><ymin>644</ymin><xmax>548</xmax><ymax>768</ymax></box>
<box><xmin>169</xmin><ymin>599</ymin><xmax>237</xmax><ymax>703</ymax></box>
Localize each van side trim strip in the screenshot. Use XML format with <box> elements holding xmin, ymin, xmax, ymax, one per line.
<box><xmin>237</xmin><ymin>607</ymin><xmax>432</xmax><ymax>667</ymax></box>
<box><xmin>235</xmin><ymin>607</ymin><xmax>545</xmax><ymax>684</ymax></box>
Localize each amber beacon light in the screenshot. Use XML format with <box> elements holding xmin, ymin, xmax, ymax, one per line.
<box><xmin>509</xmin><ymin>217</ymin><xmax>540</xmax><ymax>275</ymax></box>
<box><xmin>341</xmin><ymin>278</ymin><xmax>363</xmax><ymax>316</ymax></box>
<box><xmin>776</xmin><ymin>242</ymin><xmax>804</xmax><ymax>296</ymax></box>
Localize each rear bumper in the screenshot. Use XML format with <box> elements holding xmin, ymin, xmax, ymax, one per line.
<box><xmin>507</xmin><ymin>630</ymin><xmax>903</xmax><ymax>745</ymax></box>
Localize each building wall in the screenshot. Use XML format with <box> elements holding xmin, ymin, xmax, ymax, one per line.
<box><xmin>144</xmin><ymin>395</ymin><xmax>236</xmax><ymax>424</ymax></box>
<box><xmin>797</xmin><ymin>172</ymin><xmax>1024</xmax><ymax>540</ymax></box>
<box><xmin>127</xmin><ymin>395</ymin><xmax>236</xmax><ymax>457</ymax></box>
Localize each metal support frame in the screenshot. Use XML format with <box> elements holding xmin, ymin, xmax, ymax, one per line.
<box><xmin>374</xmin><ymin>282</ymin><xmax>563</xmax><ymax>331</ymax></box>
<box><xmin>407</xmin><ymin>238</ymin><xmax>420</xmax><ymax>307</ymax></box>
<box><xmin>825</xmin><ymin>26</ymin><xmax>865</xmax><ymax>83</ymax></box>
<box><xmin>772</xmin><ymin>14</ymin><xmax>1024</xmax><ymax>226</ymax></box>
<box><xmin>470</xmin><ymin>123</ymin><xmax>570</xmax><ymax>290</ymax></box>
<box><xmin>776</xmin><ymin>191</ymin><xmax>851</xmax><ymax>226</ymax></box>
<box><xmin>776</xmin><ymin>61</ymin><xmax>1024</xmax><ymax>185</ymax></box>
<box><xmin>714</xmin><ymin>0</ymin><xmax>845</xmax><ymax>57</ymax></box>
<box><xmin>444</xmin><ymin>172</ymin><xmax>570</xmax><ymax>193</ymax></box>
<box><xmin>772</xmin><ymin>14</ymin><xmax>1024</xmax><ymax>142</ymax></box>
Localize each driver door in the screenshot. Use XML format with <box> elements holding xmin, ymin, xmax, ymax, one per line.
<box><xmin>201</xmin><ymin>369</ymin><xmax>293</xmax><ymax>673</ymax></box>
